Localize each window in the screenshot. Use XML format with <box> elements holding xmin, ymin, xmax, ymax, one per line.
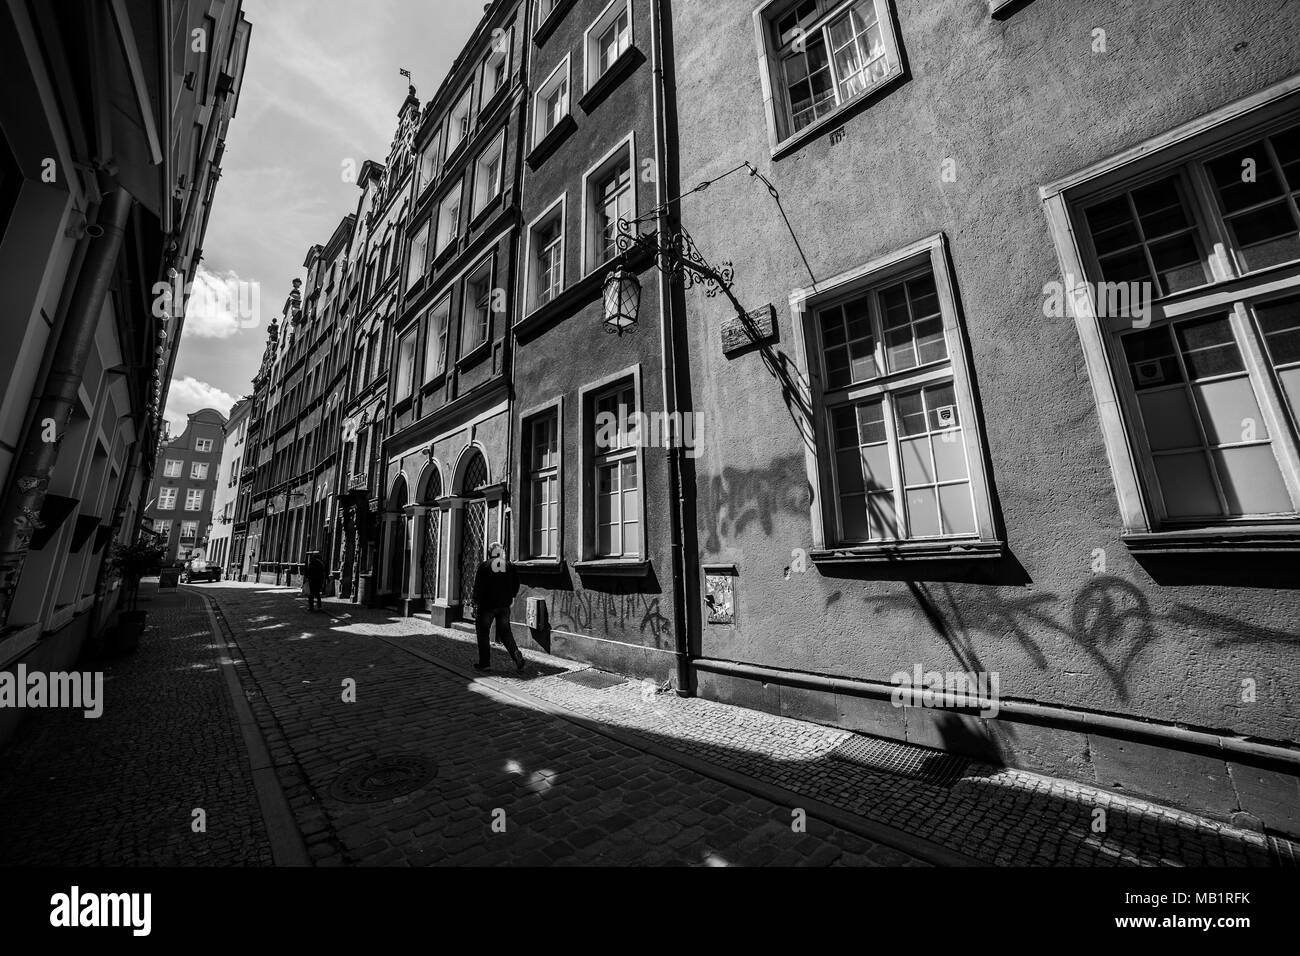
<box><xmin>229</xmin><ymin>458</ymin><xmax>239</xmax><ymax>482</ymax></box>
<box><xmin>584</xmin><ymin>137</ymin><xmax>634</xmax><ymax>272</ymax></box>
<box><xmin>395</xmin><ymin>328</ymin><xmax>417</xmax><ymax>401</ymax></box>
<box><xmin>760</xmin><ymin>0</ymin><xmax>902</xmax><ymax>144</ymax></box>
<box><xmin>534</xmin><ymin>57</ymin><xmax>571</xmax><ymax>146</ymax></box>
<box><xmin>481</xmin><ymin>30</ymin><xmax>511</xmax><ymax>104</ymax></box>
<box><xmin>184</xmin><ymin>489</ymin><xmax>204</xmax><ymax>511</ymax></box>
<box><xmin>446</xmin><ymin>88</ymin><xmax>473</xmax><ymax>156</ymax></box>
<box><xmin>425</xmin><ymin>294</ymin><xmax>451</xmax><ymax>381</ymax></box>
<box><xmin>590</xmin><ymin>381</ymin><xmax>640</xmax><ymax>557</ymax></box>
<box><xmin>529</xmin><ymin>197</ymin><xmax>566</xmax><ymax>309</ymax></box>
<box><xmin>435</xmin><ymin>179</ymin><xmax>462</xmax><ymax>256</ymax></box>
<box><xmin>537</xmin><ymin>0</ymin><xmax>563</xmax><ymax>24</ymax></box>
<box><xmin>407</xmin><ymin>220</ymin><xmax>429</xmax><ymax>289</ymax></box>
<box><xmin>158</xmin><ymin>487</ymin><xmax>178</xmax><ymax>510</ymax></box>
<box><xmin>461</xmin><ymin>259</ymin><xmax>495</xmax><ymax>355</ymax></box>
<box><xmin>191</xmin><ymin>462</ymin><xmax>209</xmax><ymax>480</ymax></box>
<box><xmin>472</xmin><ymin>131</ymin><xmax>506</xmax><ymax>217</ymax></box>
<box><xmin>163</xmin><ymin>459</ymin><xmax>182</xmax><ymax>477</ymax></box>
<box><xmin>586</xmin><ymin>0</ymin><xmax>631</xmax><ymax>89</ymax></box>
<box><xmin>195</xmin><ymin>438</ymin><xmax>214</xmax><ymax>453</ymax></box>
<box><xmin>154</xmin><ymin>519</ymin><xmax>172</xmax><ymax>540</ymax></box>
<box><xmin>526</xmin><ymin>412</ymin><xmax>560</xmax><ymax>557</ymax></box>
<box><xmin>181</xmin><ymin>521</ymin><xmax>198</xmax><ymax>541</ymax></box>
<box><xmin>1060</xmin><ymin>114</ymin><xmax>1300</xmax><ymax>529</ymax></box>
<box><xmin>418</xmin><ymin>128</ymin><xmax>442</xmax><ymax>191</ymax></box>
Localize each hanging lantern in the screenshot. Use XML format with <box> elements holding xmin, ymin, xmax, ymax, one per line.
<box><xmin>602</xmin><ymin>265</ymin><xmax>640</xmax><ymax>336</ymax></box>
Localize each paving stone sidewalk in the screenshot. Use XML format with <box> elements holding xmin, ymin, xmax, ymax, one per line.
<box><xmin>203</xmin><ymin>582</ymin><xmax>915</xmax><ymax>866</ymax></box>
<box><xmin>313</xmin><ymin>592</ymin><xmax>1294</xmax><ymax>868</ymax></box>
<box><xmin>0</xmin><ymin>584</ymin><xmax>274</xmax><ymax>866</ymax></box>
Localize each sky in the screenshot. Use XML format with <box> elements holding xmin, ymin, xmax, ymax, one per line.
<box><xmin>164</xmin><ymin>0</ymin><xmax>488</xmax><ymax>434</ymax></box>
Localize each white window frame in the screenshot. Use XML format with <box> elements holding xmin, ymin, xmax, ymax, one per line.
<box><xmin>425</xmin><ymin>293</ymin><xmax>452</xmax><ymax>382</ymax></box>
<box><xmin>580</xmin><ymin>132</ymin><xmax>636</xmax><ymax>275</ymax></box>
<box><xmin>753</xmin><ymin>0</ymin><xmax>904</xmax><ymax>156</ymax></box>
<box><xmin>434</xmin><ymin>177</ymin><xmax>463</xmax><ymax>256</ymax></box>
<box><xmin>395</xmin><ymin>326</ymin><xmax>417</xmax><ymax>401</ymax></box>
<box><xmin>584</xmin><ymin>0</ymin><xmax>633</xmax><ymax>92</ymax></box>
<box><xmin>195</xmin><ymin>438</ymin><xmax>214</xmax><ymax>453</ymax></box>
<box><xmin>460</xmin><ymin>255</ymin><xmax>496</xmax><ymax>357</ymax></box>
<box><xmin>523</xmin><ymin>403</ymin><xmax>563</xmax><ymax>559</ymax></box>
<box><xmin>578</xmin><ymin>366</ymin><xmax>645</xmax><ymax>562</ymax></box>
<box><xmin>1043</xmin><ymin>78</ymin><xmax>1300</xmax><ymax>537</ymax></box>
<box><xmin>163</xmin><ymin>459</ymin><xmax>182</xmax><ymax>477</ymax></box>
<box><xmin>180</xmin><ymin>520</ymin><xmax>198</xmax><ymax>541</ymax></box>
<box><xmin>446</xmin><ymin>87</ymin><xmax>474</xmax><ymax>156</ymax></box>
<box><xmin>158</xmin><ymin>487</ymin><xmax>178</xmax><ymax>511</ymax></box>
<box><xmin>471</xmin><ymin>129</ymin><xmax>507</xmax><ymax>218</ymax></box>
<box><xmin>407</xmin><ymin>219</ymin><xmax>430</xmax><ymax>289</ymax></box>
<box><xmin>525</xmin><ymin>193</ymin><xmax>567</xmax><ymax>312</ymax></box>
<box><xmin>418</xmin><ymin>126</ymin><xmax>442</xmax><ymax>192</ymax></box>
<box><xmin>791</xmin><ymin>233</ymin><xmax>999</xmax><ymax>555</ymax></box>
<box><xmin>190</xmin><ymin>462</ymin><xmax>209</xmax><ymax>480</ymax></box>
<box><xmin>480</xmin><ymin>27</ymin><xmax>513</xmax><ymax>107</ymax></box>
<box><xmin>154</xmin><ymin>519</ymin><xmax>172</xmax><ymax>540</ymax></box>
<box><xmin>533</xmin><ymin>55</ymin><xmax>572</xmax><ymax>147</ymax></box>
<box><xmin>184</xmin><ymin>489</ymin><xmax>204</xmax><ymax>512</ymax></box>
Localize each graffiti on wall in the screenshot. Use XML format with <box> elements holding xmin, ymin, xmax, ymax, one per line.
<box><xmin>538</xmin><ymin>583</ymin><xmax>672</xmax><ymax>644</ymax></box>
<box><xmin>702</xmin><ymin>453</ymin><xmax>813</xmax><ymax>552</ymax></box>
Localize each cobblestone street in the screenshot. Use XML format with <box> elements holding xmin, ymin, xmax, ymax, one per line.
<box><xmin>2</xmin><ymin>580</ymin><xmax>1294</xmax><ymax>868</ymax></box>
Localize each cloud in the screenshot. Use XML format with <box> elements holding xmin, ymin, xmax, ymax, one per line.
<box><xmin>164</xmin><ymin>377</ymin><xmax>238</xmax><ymax>436</ymax></box>
<box><xmin>184</xmin><ymin>265</ymin><xmax>262</xmax><ymax>338</ymax></box>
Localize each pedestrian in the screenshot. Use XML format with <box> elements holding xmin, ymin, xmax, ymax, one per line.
<box><xmin>305</xmin><ymin>552</ymin><xmax>327</xmax><ymax>612</ymax></box>
<box><xmin>472</xmin><ymin>542</ymin><xmax>525</xmax><ymax>673</ymax></box>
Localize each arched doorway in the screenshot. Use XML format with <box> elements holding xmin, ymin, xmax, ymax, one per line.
<box><xmin>421</xmin><ymin>468</ymin><xmax>443</xmax><ymax>612</ymax></box>
<box><xmin>386</xmin><ymin>475</ymin><xmax>408</xmax><ymax>600</ymax></box>
<box><xmin>456</xmin><ymin>451</ymin><xmax>488</xmax><ymax>621</ymax></box>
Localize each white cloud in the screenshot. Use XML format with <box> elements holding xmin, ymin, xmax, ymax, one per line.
<box><xmin>164</xmin><ymin>377</ymin><xmax>238</xmax><ymax>436</ymax></box>
<box><xmin>184</xmin><ymin>265</ymin><xmax>262</xmax><ymax>338</ymax></box>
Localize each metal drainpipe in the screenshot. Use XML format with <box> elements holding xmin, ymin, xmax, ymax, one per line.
<box><xmin>0</xmin><ymin>185</ymin><xmax>134</xmax><ymax>629</ymax></box>
<box><xmin>650</xmin><ymin>0</ymin><xmax>693</xmax><ymax>696</ymax></box>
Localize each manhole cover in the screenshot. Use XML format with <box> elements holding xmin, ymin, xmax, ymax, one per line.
<box><xmin>330</xmin><ymin>755</ymin><xmax>439</xmax><ymax>803</ymax></box>
<box><xmin>558</xmin><ymin>668</ymin><xmax>627</xmax><ymax>690</ymax></box>
<box><xmin>829</xmin><ymin>734</ymin><xmax>969</xmax><ymax>786</ymax></box>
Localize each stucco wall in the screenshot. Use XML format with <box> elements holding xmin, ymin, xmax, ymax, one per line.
<box><xmin>672</xmin><ymin>0</ymin><xmax>1300</xmax><ymax>748</ymax></box>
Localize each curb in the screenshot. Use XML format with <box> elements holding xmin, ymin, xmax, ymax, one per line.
<box><xmin>370</xmin><ymin>633</ymin><xmax>983</xmax><ymax>868</ymax></box>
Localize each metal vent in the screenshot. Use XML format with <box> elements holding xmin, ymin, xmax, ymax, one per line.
<box><xmin>558</xmin><ymin>668</ymin><xmax>627</xmax><ymax>690</ymax></box>
<box><xmin>830</xmin><ymin>734</ymin><xmax>970</xmax><ymax>786</ymax></box>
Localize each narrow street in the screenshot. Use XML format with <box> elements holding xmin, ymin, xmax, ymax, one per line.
<box><xmin>1</xmin><ymin>580</ymin><xmax>1289</xmax><ymax>868</ymax></box>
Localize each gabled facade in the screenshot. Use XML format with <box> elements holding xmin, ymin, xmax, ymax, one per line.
<box><xmin>143</xmin><ymin>408</ymin><xmax>227</xmax><ymax>564</ymax></box>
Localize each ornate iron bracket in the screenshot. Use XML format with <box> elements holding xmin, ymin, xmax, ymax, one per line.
<box><xmin>615</xmin><ymin>217</ymin><xmax>748</xmax><ymax>319</ymax></box>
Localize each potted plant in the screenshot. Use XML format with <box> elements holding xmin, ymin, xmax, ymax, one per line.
<box><xmin>104</xmin><ymin>538</ymin><xmax>166</xmax><ymax>654</ymax></box>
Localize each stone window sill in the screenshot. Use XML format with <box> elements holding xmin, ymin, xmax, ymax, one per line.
<box><xmin>1122</xmin><ymin>525</ymin><xmax>1300</xmax><ymax>554</ymax></box>
<box><xmin>574</xmin><ymin>559</ymin><xmax>651</xmax><ymax>578</ymax></box>
<box><xmin>810</xmin><ymin>539</ymin><xmax>1004</xmax><ymax>564</ymax></box>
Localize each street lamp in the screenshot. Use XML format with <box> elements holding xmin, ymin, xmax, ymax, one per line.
<box><xmin>602</xmin><ymin>265</ymin><xmax>641</xmax><ymax>336</ymax></box>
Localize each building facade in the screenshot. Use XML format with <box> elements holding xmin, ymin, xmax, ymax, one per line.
<box><xmin>207</xmin><ymin>396</ymin><xmax>252</xmax><ymax>576</ymax></box>
<box><xmin>143</xmin><ymin>408</ymin><xmax>227</xmax><ymax>564</ymax></box>
<box><xmin>670</xmin><ymin>0</ymin><xmax>1300</xmax><ymax>834</ymax></box>
<box><xmin>0</xmin><ymin>0</ymin><xmax>249</xmax><ymax>739</ymax></box>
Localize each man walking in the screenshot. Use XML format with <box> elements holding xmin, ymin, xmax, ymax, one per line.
<box><xmin>472</xmin><ymin>542</ymin><xmax>525</xmax><ymax>672</ymax></box>
<box><xmin>305</xmin><ymin>552</ymin><xmax>327</xmax><ymax>612</ymax></box>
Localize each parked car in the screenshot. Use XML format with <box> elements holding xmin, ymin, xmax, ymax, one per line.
<box><xmin>181</xmin><ymin>559</ymin><xmax>221</xmax><ymax>584</ymax></box>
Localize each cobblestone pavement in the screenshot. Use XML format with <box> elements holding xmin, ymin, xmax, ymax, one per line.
<box><xmin>324</xmin><ymin>591</ymin><xmax>1294</xmax><ymax>868</ymax></box>
<box><xmin>0</xmin><ymin>585</ymin><xmax>273</xmax><ymax>866</ymax></box>
<box><xmin>202</xmin><ymin>582</ymin><xmax>918</xmax><ymax>866</ymax></box>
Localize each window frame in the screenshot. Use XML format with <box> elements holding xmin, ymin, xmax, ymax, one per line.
<box><xmin>580</xmin><ymin>132</ymin><xmax>636</xmax><ymax>276</ymax></box>
<box><xmin>195</xmin><ymin>438</ymin><xmax>214</xmax><ymax>453</ymax></box>
<box><xmin>190</xmin><ymin>462</ymin><xmax>209</xmax><ymax>480</ymax></box>
<box><xmin>521</xmin><ymin>399</ymin><xmax>564</xmax><ymax>560</ymax></box>
<box><xmin>424</xmin><ymin>292</ymin><xmax>452</xmax><ymax>383</ymax></box>
<box><xmin>158</xmin><ymin>487</ymin><xmax>178</xmax><ymax>511</ymax></box>
<box><xmin>752</xmin><ymin>0</ymin><xmax>905</xmax><ymax>157</ymax></box>
<box><xmin>1043</xmin><ymin>78</ymin><xmax>1300</xmax><ymax>539</ymax></box>
<box><xmin>407</xmin><ymin>219</ymin><xmax>430</xmax><ymax>290</ymax></box>
<box><xmin>524</xmin><ymin>193</ymin><xmax>567</xmax><ymax>313</ymax></box>
<box><xmin>791</xmin><ymin>233</ymin><xmax>1000</xmax><ymax>557</ymax></box>
<box><xmin>578</xmin><ymin>366</ymin><xmax>645</xmax><ymax>561</ymax></box>
<box><xmin>583</xmin><ymin>0</ymin><xmax>634</xmax><ymax>92</ymax></box>
<box><xmin>434</xmin><ymin>176</ymin><xmax>464</xmax><ymax>256</ymax></box>
<box><xmin>480</xmin><ymin>27</ymin><xmax>513</xmax><ymax>108</ymax></box>
<box><xmin>184</xmin><ymin>489</ymin><xmax>205</xmax><ymax>512</ymax></box>
<box><xmin>533</xmin><ymin>55</ymin><xmax>572</xmax><ymax>148</ymax></box>
<box><xmin>163</xmin><ymin>459</ymin><xmax>182</xmax><ymax>478</ymax></box>
<box><xmin>471</xmin><ymin>128</ymin><xmax>507</xmax><ymax>218</ymax></box>
<box><xmin>394</xmin><ymin>325</ymin><xmax>418</xmax><ymax>402</ymax></box>
<box><xmin>459</xmin><ymin>254</ymin><xmax>497</xmax><ymax>358</ymax></box>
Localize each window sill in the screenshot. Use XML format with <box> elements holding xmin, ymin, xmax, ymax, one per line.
<box><xmin>1122</xmin><ymin>525</ymin><xmax>1300</xmax><ymax>554</ymax></box>
<box><xmin>574</xmin><ymin>559</ymin><xmax>651</xmax><ymax>578</ymax></box>
<box><xmin>526</xmin><ymin>114</ymin><xmax>577</xmax><ymax>170</ymax></box>
<box><xmin>770</xmin><ymin>66</ymin><xmax>906</xmax><ymax>161</ymax></box>
<box><xmin>515</xmin><ymin>558</ymin><xmax>565</xmax><ymax>573</ymax></box>
<box><xmin>430</xmin><ymin>240</ymin><xmax>460</xmax><ymax>273</ymax></box>
<box><xmin>532</xmin><ymin>0</ymin><xmax>577</xmax><ymax>46</ymax></box>
<box><xmin>469</xmin><ymin>192</ymin><xmax>504</xmax><ymax>231</ymax></box>
<box><xmin>578</xmin><ymin>46</ymin><xmax>645</xmax><ymax>114</ymax></box>
<box><xmin>477</xmin><ymin>83</ymin><xmax>512</xmax><ymax>123</ymax></box>
<box><xmin>990</xmin><ymin>0</ymin><xmax>1034</xmax><ymax>18</ymax></box>
<box><xmin>457</xmin><ymin>341</ymin><xmax>491</xmax><ymax>370</ymax></box>
<box><xmin>421</xmin><ymin>371</ymin><xmax>448</xmax><ymax>393</ymax></box>
<box><xmin>810</xmin><ymin>539</ymin><xmax>1004</xmax><ymax>564</ymax></box>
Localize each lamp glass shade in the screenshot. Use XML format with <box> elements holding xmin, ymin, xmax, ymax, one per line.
<box><xmin>602</xmin><ymin>266</ymin><xmax>640</xmax><ymax>335</ymax></box>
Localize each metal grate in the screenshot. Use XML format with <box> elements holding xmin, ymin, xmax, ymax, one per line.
<box><xmin>830</xmin><ymin>734</ymin><xmax>970</xmax><ymax>786</ymax></box>
<box><xmin>330</xmin><ymin>754</ymin><xmax>439</xmax><ymax>804</ymax></box>
<box><xmin>558</xmin><ymin>668</ymin><xmax>628</xmax><ymax>690</ymax></box>
<box><xmin>1269</xmin><ymin>834</ymin><xmax>1299</xmax><ymax>867</ymax></box>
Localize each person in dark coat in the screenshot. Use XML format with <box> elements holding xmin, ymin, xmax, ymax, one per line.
<box><xmin>472</xmin><ymin>542</ymin><xmax>524</xmax><ymax>672</ymax></box>
<box><xmin>305</xmin><ymin>553</ymin><xmax>327</xmax><ymax>611</ymax></box>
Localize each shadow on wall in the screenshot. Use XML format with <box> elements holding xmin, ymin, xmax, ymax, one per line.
<box><xmin>702</xmin><ymin>453</ymin><xmax>814</xmax><ymax>553</ymax></box>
